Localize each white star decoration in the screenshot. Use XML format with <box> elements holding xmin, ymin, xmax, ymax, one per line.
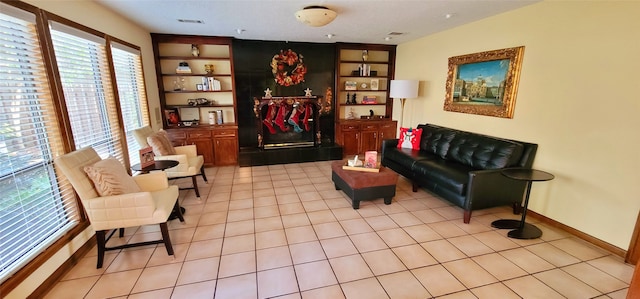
<box><xmin>264</xmin><ymin>88</ymin><xmax>272</xmax><ymax>98</ymax></box>
<box><xmin>304</xmin><ymin>88</ymin><xmax>312</xmax><ymax>97</ymax></box>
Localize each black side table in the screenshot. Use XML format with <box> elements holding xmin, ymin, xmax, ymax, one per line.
<box><xmin>491</xmin><ymin>168</ymin><xmax>554</xmax><ymax>239</ymax></box>
<box><xmin>131</xmin><ymin>160</ymin><xmax>179</xmax><ymax>173</ymax></box>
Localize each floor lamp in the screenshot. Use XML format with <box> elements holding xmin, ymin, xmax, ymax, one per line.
<box><xmin>389</xmin><ymin>80</ymin><xmax>419</xmax><ymax>128</ymax></box>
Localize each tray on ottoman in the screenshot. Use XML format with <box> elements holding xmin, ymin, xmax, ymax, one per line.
<box><xmin>331</xmin><ymin>160</ymin><xmax>398</xmax><ymax>209</ymax></box>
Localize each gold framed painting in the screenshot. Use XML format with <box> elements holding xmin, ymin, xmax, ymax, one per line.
<box><xmin>443</xmin><ymin>46</ymin><xmax>524</xmax><ymax>118</ymax></box>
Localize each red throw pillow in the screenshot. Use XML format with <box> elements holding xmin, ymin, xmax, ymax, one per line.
<box><xmin>397</xmin><ymin>127</ymin><xmax>422</xmax><ymax>150</ymax></box>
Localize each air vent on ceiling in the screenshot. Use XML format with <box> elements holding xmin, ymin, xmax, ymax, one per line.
<box><xmin>387</xmin><ymin>32</ymin><xmax>404</xmax><ymax>36</ymax></box>
<box><xmin>177</xmin><ymin>19</ymin><xmax>204</xmax><ymax>24</ymax></box>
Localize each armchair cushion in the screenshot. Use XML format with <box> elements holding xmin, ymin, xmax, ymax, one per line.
<box><xmin>83</xmin><ymin>157</ymin><xmax>140</xmax><ymax>196</ymax></box>
<box><xmin>147</xmin><ymin>130</ymin><xmax>176</xmax><ymax>156</ymax></box>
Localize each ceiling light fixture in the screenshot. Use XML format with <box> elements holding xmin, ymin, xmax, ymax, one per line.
<box><xmin>177</xmin><ymin>19</ymin><xmax>203</xmax><ymax>24</ymax></box>
<box><xmin>236</xmin><ymin>29</ymin><xmax>245</xmax><ymax>34</ymax></box>
<box><xmin>384</xmin><ymin>37</ymin><xmax>392</xmax><ymax>41</ymax></box>
<box><xmin>295</xmin><ymin>5</ymin><xmax>337</xmax><ymax>27</ymax></box>
<box><xmin>326</xmin><ymin>34</ymin><xmax>335</xmax><ymax>39</ymax></box>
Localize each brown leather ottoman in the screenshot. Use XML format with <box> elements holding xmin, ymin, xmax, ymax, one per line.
<box><xmin>331</xmin><ymin>160</ymin><xmax>398</xmax><ymax>209</ymax></box>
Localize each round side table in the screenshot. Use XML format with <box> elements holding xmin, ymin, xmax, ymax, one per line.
<box><xmin>131</xmin><ymin>160</ymin><xmax>179</xmax><ymax>173</ymax></box>
<box><xmin>491</xmin><ymin>168</ymin><xmax>554</xmax><ymax>239</ymax></box>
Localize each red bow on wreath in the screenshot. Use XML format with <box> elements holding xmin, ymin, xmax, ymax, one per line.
<box><xmin>271</xmin><ymin>49</ymin><xmax>307</xmax><ymax>86</ymax></box>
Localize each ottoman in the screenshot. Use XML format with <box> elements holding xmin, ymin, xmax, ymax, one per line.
<box><xmin>331</xmin><ymin>160</ymin><xmax>398</xmax><ymax>209</ymax></box>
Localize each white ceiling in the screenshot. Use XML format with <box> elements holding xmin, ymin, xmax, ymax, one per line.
<box><xmin>95</xmin><ymin>0</ymin><xmax>539</xmax><ymax>45</ymax></box>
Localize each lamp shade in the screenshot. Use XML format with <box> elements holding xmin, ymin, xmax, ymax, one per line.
<box><xmin>389</xmin><ymin>80</ymin><xmax>419</xmax><ymax>99</ymax></box>
<box><xmin>295</xmin><ymin>6</ymin><xmax>337</xmax><ymax>27</ymax></box>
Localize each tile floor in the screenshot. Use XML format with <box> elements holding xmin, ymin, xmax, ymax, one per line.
<box><xmin>44</xmin><ymin>161</ymin><xmax>634</xmax><ymax>299</ymax></box>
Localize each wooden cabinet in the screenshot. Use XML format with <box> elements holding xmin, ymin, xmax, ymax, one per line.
<box><xmin>337</xmin><ymin>120</ymin><xmax>397</xmax><ymax>157</ymax></box>
<box><xmin>166</xmin><ymin>127</ymin><xmax>237</xmax><ymax>166</ymax></box>
<box><xmin>152</xmin><ymin>34</ymin><xmax>239</xmax><ymax>165</ymax></box>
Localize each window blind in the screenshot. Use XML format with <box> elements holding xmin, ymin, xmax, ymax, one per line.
<box><xmin>50</xmin><ymin>22</ymin><xmax>125</xmax><ymax>161</ymax></box>
<box><xmin>111</xmin><ymin>42</ymin><xmax>150</xmax><ymax>166</ymax></box>
<box><xmin>0</xmin><ymin>6</ymin><xmax>78</xmax><ymax>283</ymax></box>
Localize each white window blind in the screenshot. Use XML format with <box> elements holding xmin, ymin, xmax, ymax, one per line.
<box><xmin>50</xmin><ymin>22</ymin><xmax>125</xmax><ymax>161</ymax></box>
<box><xmin>0</xmin><ymin>6</ymin><xmax>79</xmax><ymax>283</ymax></box>
<box><xmin>111</xmin><ymin>43</ymin><xmax>149</xmax><ymax>166</ymax></box>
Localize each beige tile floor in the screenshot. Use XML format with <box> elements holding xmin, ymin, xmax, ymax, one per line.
<box><xmin>44</xmin><ymin>161</ymin><xmax>634</xmax><ymax>299</ymax></box>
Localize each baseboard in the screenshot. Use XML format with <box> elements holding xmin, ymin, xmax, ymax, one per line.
<box><xmin>527</xmin><ymin>210</ymin><xmax>626</xmax><ymax>258</ymax></box>
<box><xmin>28</xmin><ymin>236</ymin><xmax>96</xmax><ymax>299</ymax></box>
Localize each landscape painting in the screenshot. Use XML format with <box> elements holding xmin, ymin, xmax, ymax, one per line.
<box><xmin>444</xmin><ymin>46</ymin><xmax>525</xmax><ymax>118</ymax></box>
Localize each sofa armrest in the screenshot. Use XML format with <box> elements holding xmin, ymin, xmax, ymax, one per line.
<box><xmin>133</xmin><ymin>171</ymin><xmax>169</xmax><ymax>192</ymax></box>
<box><xmin>466</xmin><ymin>169</ymin><xmax>528</xmax><ymax>211</ymax></box>
<box><xmin>381</xmin><ymin>139</ymin><xmax>399</xmax><ymax>162</ymax></box>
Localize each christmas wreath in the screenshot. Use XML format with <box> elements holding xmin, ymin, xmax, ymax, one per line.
<box><xmin>271</xmin><ymin>49</ymin><xmax>307</xmax><ymax>86</ymax></box>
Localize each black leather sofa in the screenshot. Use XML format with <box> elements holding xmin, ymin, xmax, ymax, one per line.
<box><xmin>381</xmin><ymin>123</ymin><xmax>538</xmax><ymax>223</ymax></box>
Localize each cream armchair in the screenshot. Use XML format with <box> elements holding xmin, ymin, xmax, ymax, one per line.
<box><xmin>54</xmin><ymin>147</ymin><xmax>183</xmax><ymax>268</ymax></box>
<box><xmin>133</xmin><ymin>126</ymin><xmax>208</xmax><ymax>199</ymax></box>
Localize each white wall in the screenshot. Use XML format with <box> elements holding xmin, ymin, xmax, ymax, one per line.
<box><xmin>8</xmin><ymin>1</ymin><xmax>156</xmax><ymax>297</ymax></box>
<box><xmin>395</xmin><ymin>1</ymin><xmax>640</xmax><ymax>249</ymax></box>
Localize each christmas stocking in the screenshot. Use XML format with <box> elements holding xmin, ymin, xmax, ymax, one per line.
<box><xmin>262</xmin><ymin>103</ymin><xmax>276</xmax><ymax>134</ymax></box>
<box><xmin>303</xmin><ymin>103</ymin><xmax>312</xmax><ymax>131</ymax></box>
<box><xmin>287</xmin><ymin>103</ymin><xmax>303</xmax><ymax>133</ymax></box>
<box><xmin>275</xmin><ymin>104</ymin><xmax>289</xmax><ymax>132</ymax></box>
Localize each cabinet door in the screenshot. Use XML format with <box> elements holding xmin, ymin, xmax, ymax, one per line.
<box><xmin>378</xmin><ymin>122</ymin><xmax>397</xmax><ymax>151</ymax></box>
<box><xmin>214</xmin><ymin>136</ymin><xmax>238</xmax><ymax>165</ymax></box>
<box><xmin>340</xmin><ymin>130</ymin><xmax>360</xmax><ymax>157</ymax></box>
<box><xmin>190</xmin><ymin>138</ymin><xmax>214</xmax><ymax>166</ymax></box>
<box><xmin>360</xmin><ymin>130</ymin><xmax>378</xmax><ymax>154</ymax></box>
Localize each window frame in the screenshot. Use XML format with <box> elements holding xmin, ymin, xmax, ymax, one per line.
<box><xmin>0</xmin><ymin>1</ymin><xmax>150</xmax><ymax>294</ymax></box>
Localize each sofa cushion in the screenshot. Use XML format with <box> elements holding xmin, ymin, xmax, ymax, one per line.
<box><xmin>417</xmin><ymin>124</ymin><xmax>456</xmax><ymax>159</ymax></box>
<box><xmin>398</xmin><ymin>127</ymin><xmax>422</xmax><ymax>149</ymax></box>
<box><xmin>412</xmin><ymin>159</ymin><xmax>470</xmax><ymax>196</ymax></box>
<box><xmin>447</xmin><ymin>133</ymin><xmax>524</xmax><ymax>170</ymax></box>
<box><xmin>83</xmin><ymin>157</ymin><xmax>141</xmax><ymax>196</ymax></box>
<box><xmin>384</xmin><ymin>147</ymin><xmax>437</xmax><ymax>169</ymax></box>
<box><xmin>147</xmin><ymin>130</ymin><xmax>176</xmax><ymax>156</ymax></box>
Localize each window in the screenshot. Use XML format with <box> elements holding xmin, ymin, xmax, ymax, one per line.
<box><xmin>0</xmin><ymin>5</ymin><xmax>79</xmax><ymax>284</ymax></box>
<box><xmin>49</xmin><ymin>22</ymin><xmax>125</xmax><ymax>161</ymax></box>
<box><xmin>111</xmin><ymin>42</ymin><xmax>150</xmax><ymax>166</ymax></box>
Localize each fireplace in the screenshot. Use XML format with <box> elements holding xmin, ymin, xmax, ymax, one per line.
<box><xmin>253</xmin><ymin>96</ymin><xmax>321</xmax><ymax>149</ymax></box>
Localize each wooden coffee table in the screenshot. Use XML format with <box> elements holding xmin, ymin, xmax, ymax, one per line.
<box><xmin>331</xmin><ymin>160</ymin><xmax>398</xmax><ymax>209</ymax></box>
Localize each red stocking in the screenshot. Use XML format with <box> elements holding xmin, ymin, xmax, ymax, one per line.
<box><xmin>275</xmin><ymin>104</ymin><xmax>289</xmax><ymax>132</ymax></box>
<box><xmin>303</xmin><ymin>103</ymin><xmax>312</xmax><ymax>131</ymax></box>
<box><xmin>287</xmin><ymin>104</ymin><xmax>303</xmax><ymax>133</ymax></box>
<box><xmin>262</xmin><ymin>103</ymin><xmax>276</xmax><ymax>134</ymax></box>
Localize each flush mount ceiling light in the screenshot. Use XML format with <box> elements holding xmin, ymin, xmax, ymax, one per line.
<box><xmin>295</xmin><ymin>6</ymin><xmax>337</xmax><ymax>27</ymax></box>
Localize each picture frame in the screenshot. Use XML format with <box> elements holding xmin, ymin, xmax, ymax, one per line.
<box><xmin>179</xmin><ymin>107</ymin><xmax>200</xmax><ymax>121</ymax></box>
<box><xmin>196</xmin><ymin>84</ymin><xmax>203</xmax><ymax>91</ymax></box>
<box><xmin>164</xmin><ymin>108</ymin><xmax>180</xmax><ymax>126</ymax></box>
<box><xmin>444</xmin><ymin>46</ymin><xmax>524</xmax><ymax>118</ymax></box>
<box><xmin>345</xmin><ymin>81</ymin><xmax>357</xmax><ymax>91</ymax></box>
<box><xmin>139</xmin><ymin>146</ymin><xmax>155</xmax><ymax>168</ymax></box>
<box><xmin>370</xmin><ymin>79</ymin><xmax>379</xmax><ymax>91</ymax></box>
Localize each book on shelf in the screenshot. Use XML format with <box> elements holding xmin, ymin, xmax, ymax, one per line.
<box><xmin>345</xmin><ymin>81</ymin><xmax>357</xmax><ymax>91</ymax></box>
<box><xmin>362</xmin><ymin>95</ymin><xmax>377</xmax><ymax>104</ymax></box>
<box><xmin>176</xmin><ymin>66</ymin><xmax>192</xmax><ymax>74</ymax></box>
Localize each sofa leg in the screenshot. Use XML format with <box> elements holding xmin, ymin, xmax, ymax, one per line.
<box><xmin>463</xmin><ymin>210</ymin><xmax>471</xmax><ymax>224</ymax></box>
<box><xmin>412</xmin><ymin>182</ymin><xmax>419</xmax><ymax>192</ymax></box>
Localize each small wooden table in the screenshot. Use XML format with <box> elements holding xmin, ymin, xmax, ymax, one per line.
<box><xmin>331</xmin><ymin>160</ymin><xmax>398</xmax><ymax>209</ymax></box>
<box><xmin>491</xmin><ymin>168</ymin><xmax>554</xmax><ymax>239</ymax></box>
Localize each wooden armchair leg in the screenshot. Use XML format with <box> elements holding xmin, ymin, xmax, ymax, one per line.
<box><xmin>96</xmin><ymin>230</ymin><xmax>106</xmax><ymax>268</ymax></box>
<box><xmin>191</xmin><ymin>175</ymin><xmax>200</xmax><ymax>199</ymax></box>
<box><xmin>173</xmin><ymin>200</ymin><xmax>185</xmax><ymax>222</ymax></box>
<box><xmin>159</xmin><ymin>222</ymin><xmax>174</xmax><ymax>256</ymax></box>
<box><xmin>200</xmin><ymin>165</ymin><xmax>208</xmax><ymax>183</ymax></box>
